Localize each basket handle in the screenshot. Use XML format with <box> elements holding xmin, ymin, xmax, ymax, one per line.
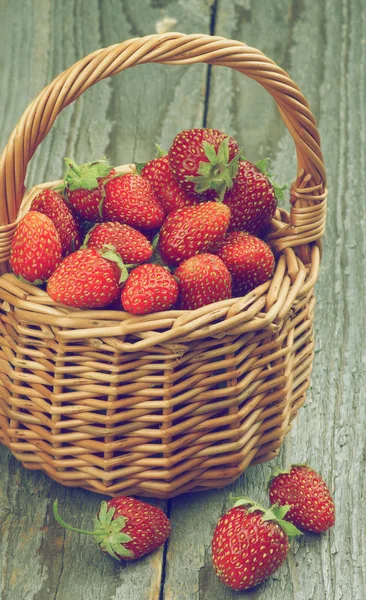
<box><xmin>0</xmin><ymin>32</ymin><xmax>326</xmax><ymax>253</ymax></box>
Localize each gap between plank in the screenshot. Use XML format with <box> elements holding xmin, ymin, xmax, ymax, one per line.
<box><xmin>202</xmin><ymin>0</ymin><xmax>219</xmax><ymax>127</ymax></box>
<box><xmin>159</xmin><ymin>499</ymin><xmax>172</xmax><ymax>600</ymax></box>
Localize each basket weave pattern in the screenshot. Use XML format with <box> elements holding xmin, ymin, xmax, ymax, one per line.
<box><xmin>0</xmin><ymin>33</ymin><xmax>326</xmax><ymax>498</ymax></box>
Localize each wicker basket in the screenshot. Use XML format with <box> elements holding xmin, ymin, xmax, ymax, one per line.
<box><xmin>0</xmin><ymin>33</ymin><xmax>326</xmax><ymax>499</ymax></box>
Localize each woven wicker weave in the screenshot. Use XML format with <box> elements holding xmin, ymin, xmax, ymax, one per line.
<box><xmin>0</xmin><ymin>33</ymin><xmax>326</xmax><ymax>498</ymax></box>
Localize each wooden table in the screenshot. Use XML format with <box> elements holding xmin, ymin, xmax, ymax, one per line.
<box><xmin>0</xmin><ymin>1</ymin><xmax>365</xmax><ymax>598</ymax></box>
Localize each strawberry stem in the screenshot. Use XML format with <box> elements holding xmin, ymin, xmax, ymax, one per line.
<box><xmin>53</xmin><ymin>499</ymin><xmax>100</xmax><ymax>536</ymax></box>
<box><xmin>155</xmin><ymin>143</ymin><xmax>167</xmax><ymax>157</ymax></box>
<box><xmin>53</xmin><ymin>499</ymin><xmax>134</xmax><ymax>560</ymax></box>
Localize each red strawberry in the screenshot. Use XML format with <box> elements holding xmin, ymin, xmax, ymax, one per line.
<box><xmin>212</xmin><ymin>498</ymin><xmax>301</xmax><ymax>591</ymax></box>
<box><xmin>141</xmin><ymin>154</ymin><xmax>196</xmax><ymax>213</ymax></box>
<box><xmin>30</xmin><ymin>189</ymin><xmax>81</xmax><ymax>255</ymax></box>
<box><xmin>175</xmin><ymin>254</ymin><xmax>232</xmax><ymax>310</ymax></box>
<box><xmin>85</xmin><ymin>222</ymin><xmax>153</xmax><ymax>264</ymax></box>
<box><xmin>168</xmin><ymin>128</ymin><xmax>240</xmax><ymax>200</ymax></box>
<box><xmin>216</xmin><ymin>231</ymin><xmax>275</xmax><ymax>296</ymax></box>
<box><xmin>268</xmin><ymin>465</ymin><xmax>336</xmax><ymax>533</ymax></box>
<box><xmin>64</xmin><ymin>157</ymin><xmax>115</xmax><ymax>222</ymax></box>
<box><xmin>47</xmin><ymin>248</ymin><xmax>125</xmax><ymax>309</ymax></box>
<box><xmin>159</xmin><ymin>202</ymin><xmax>230</xmax><ymax>266</ymax></box>
<box><xmin>121</xmin><ymin>264</ymin><xmax>179</xmax><ymax>315</ymax></box>
<box><xmin>223</xmin><ymin>159</ymin><xmax>279</xmax><ymax>234</ymax></box>
<box><xmin>53</xmin><ymin>496</ymin><xmax>170</xmax><ymax>561</ymax></box>
<box><xmin>10</xmin><ymin>211</ymin><xmax>62</xmax><ymax>283</ymax></box>
<box><xmin>103</xmin><ymin>173</ymin><xmax>165</xmax><ymax>230</ymax></box>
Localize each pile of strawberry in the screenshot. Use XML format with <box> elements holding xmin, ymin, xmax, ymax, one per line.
<box><xmin>10</xmin><ymin>128</ymin><xmax>283</xmax><ymax>314</ymax></box>
<box><xmin>53</xmin><ymin>464</ymin><xmax>335</xmax><ymax>592</ymax></box>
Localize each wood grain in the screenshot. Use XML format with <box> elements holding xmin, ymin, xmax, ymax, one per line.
<box><xmin>0</xmin><ymin>1</ymin><xmax>211</xmax><ymax>599</ymax></box>
<box><xmin>164</xmin><ymin>0</ymin><xmax>366</xmax><ymax>599</ymax></box>
<box><xmin>0</xmin><ymin>0</ymin><xmax>365</xmax><ymax>599</ymax></box>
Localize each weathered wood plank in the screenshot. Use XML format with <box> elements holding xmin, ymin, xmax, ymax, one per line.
<box><xmin>163</xmin><ymin>0</ymin><xmax>366</xmax><ymax>598</ymax></box>
<box><xmin>0</xmin><ymin>1</ymin><xmax>211</xmax><ymax>599</ymax></box>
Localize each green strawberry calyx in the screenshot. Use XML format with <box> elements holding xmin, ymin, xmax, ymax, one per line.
<box><xmin>185</xmin><ymin>137</ymin><xmax>240</xmax><ymax>201</ymax></box>
<box><xmin>99</xmin><ymin>245</ymin><xmax>136</xmax><ymax>284</ymax></box>
<box><xmin>267</xmin><ymin>463</ymin><xmax>313</xmax><ymax>489</ymax></box>
<box><xmin>250</xmin><ymin>156</ymin><xmax>288</xmax><ymax>201</ymax></box>
<box><xmin>231</xmin><ymin>496</ymin><xmax>302</xmax><ymax>537</ymax></box>
<box><xmin>53</xmin><ymin>499</ymin><xmax>134</xmax><ymax>560</ymax></box>
<box><xmin>64</xmin><ymin>157</ymin><xmax>113</xmax><ymax>191</ymax></box>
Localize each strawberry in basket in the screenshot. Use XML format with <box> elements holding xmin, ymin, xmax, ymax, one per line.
<box><xmin>47</xmin><ymin>247</ymin><xmax>127</xmax><ymax>309</ymax></box>
<box><xmin>223</xmin><ymin>158</ymin><xmax>284</xmax><ymax>235</ymax></box>
<box><xmin>158</xmin><ymin>201</ymin><xmax>231</xmax><ymax>266</ymax></box>
<box><xmin>10</xmin><ymin>211</ymin><xmax>62</xmax><ymax>283</ymax></box>
<box><xmin>140</xmin><ymin>146</ymin><xmax>196</xmax><ymax>213</ymax></box>
<box><xmin>168</xmin><ymin>128</ymin><xmax>240</xmax><ymax>200</ymax></box>
<box><xmin>64</xmin><ymin>157</ymin><xmax>116</xmax><ymax>222</ymax></box>
<box><xmin>216</xmin><ymin>231</ymin><xmax>275</xmax><ymax>296</ymax></box>
<box><xmin>175</xmin><ymin>253</ymin><xmax>232</xmax><ymax>310</ymax></box>
<box><xmin>84</xmin><ymin>222</ymin><xmax>153</xmax><ymax>264</ymax></box>
<box><xmin>30</xmin><ymin>189</ymin><xmax>81</xmax><ymax>255</ymax></box>
<box><xmin>102</xmin><ymin>173</ymin><xmax>165</xmax><ymax>230</ymax></box>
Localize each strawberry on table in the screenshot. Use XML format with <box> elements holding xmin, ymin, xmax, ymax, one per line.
<box><xmin>212</xmin><ymin>498</ymin><xmax>301</xmax><ymax>591</ymax></box>
<box><xmin>141</xmin><ymin>153</ymin><xmax>196</xmax><ymax>213</ymax></box>
<box><xmin>53</xmin><ymin>496</ymin><xmax>170</xmax><ymax>561</ymax></box>
<box><xmin>10</xmin><ymin>211</ymin><xmax>62</xmax><ymax>283</ymax></box>
<box><xmin>223</xmin><ymin>159</ymin><xmax>280</xmax><ymax>234</ymax></box>
<box><xmin>30</xmin><ymin>189</ymin><xmax>81</xmax><ymax>255</ymax></box>
<box><xmin>168</xmin><ymin>128</ymin><xmax>240</xmax><ymax>200</ymax></box>
<box><xmin>47</xmin><ymin>247</ymin><xmax>126</xmax><ymax>309</ymax></box>
<box><xmin>159</xmin><ymin>202</ymin><xmax>230</xmax><ymax>266</ymax></box>
<box><xmin>64</xmin><ymin>157</ymin><xmax>115</xmax><ymax>222</ymax></box>
<box><xmin>103</xmin><ymin>173</ymin><xmax>165</xmax><ymax>230</ymax></box>
<box><xmin>268</xmin><ymin>465</ymin><xmax>336</xmax><ymax>533</ymax></box>
<box><xmin>175</xmin><ymin>254</ymin><xmax>232</xmax><ymax>310</ymax></box>
<box><xmin>121</xmin><ymin>263</ymin><xmax>179</xmax><ymax>315</ymax></box>
<box><xmin>216</xmin><ymin>231</ymin><xmax>275</xmax><ymax>296</ymax></box>
<box><xmin>84</xmin><ymin>222</ymin><xmax>153</xmax><ymax>265</ymax></box>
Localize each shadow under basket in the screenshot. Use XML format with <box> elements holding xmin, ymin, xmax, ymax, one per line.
<box><xmin>0</xmin><ymin>33</ymin><xmax>327</xmax><ymax>499</ymax></box>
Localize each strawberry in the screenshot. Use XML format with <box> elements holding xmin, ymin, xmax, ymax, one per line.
<box><xmin>53</xmin><ymin>496</ymin><xmax>170</xmax><ymax>561</ymax></box>
<box><xmin>10</xmin><ymin>211</ymin><xmax>62</xmax><ymax>283</ymax></box>
<box><xmin>175</xmin><ymin>254</ymin><xmax>232</xmax><ymax>310</ymax></box>
<box><xmin>103</xmin><ymin>173</ymin><xmax>165</xmax><ymax>230</ymax></box>
<box><xmin>168</xmin><ymin>128</ymin><xmax>240</xmax><ymax>200</ymax></box>
<box><xmin>216</xmin><ymin>231</ymin><xmax>275</xmax><ymax>296</ymax></box>
<box><xmin>47</xmin><ymin>247</ymin><xmax>125</xmax><ymax>309</ymax></box>
<box><xmin>223</xmin><ymin>159</ymin><xmax>280</xmax><ymax>234</ymax></box>
<box><xmin>64</xmin><ymin>157</ymin><xmax>115</xmax><ymax>222</ymax></box>
<box><xmin>159</xmin><ymin>202</ymin><xmax>230</xmax><ymax>266</ymax></box>
<box><xmin>84</xmin><ymin>222</ymin><xmax>153</xmax><ymax>264</ymax></box>
<box><xmin>30</xmin><ymin>189</ymin><xmax>81</xmax><ymax>255</ymax></box>
<box><xmin>212</xmin><ymin>498</ymin><xmax>301</xmax><ymax>591</ymax></box>
<box><xmin>268</xmin><ymin>465</ymin><xmax>336</xmax><ymax>533</ymax></box>
<box><xmin>141</xmin><ymin>154</ymin><xmax>196</xmax><ymax>213</ymax></box>
<box><xmin>121</xmin><ymin>263</ymin><xmax>179</xmax><ymax>315</ymax></box>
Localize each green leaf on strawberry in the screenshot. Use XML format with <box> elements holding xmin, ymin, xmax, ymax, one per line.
<box><xmin>185</xmin><ymin>138</ymin><xmax>240</xmax><ymax>200</ymax></box>
<box><xmin>64</xmin><ymin>157</ymin><xmax>113</xmax><ymax>191</ymax></box>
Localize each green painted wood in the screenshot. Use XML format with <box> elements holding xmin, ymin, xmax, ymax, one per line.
<box><xmin>164</xmin><ymin>0</ymin><xmax>366</xmax><ymax>598</ymax></box>
<box><xmin>0</xmin><ymin>1</ymin><xmax>211</xmax><ymax>599</ymax></box>
<box><xmin>1</xmin><ymin>0</ymin><xmax>365</xmax><ymax>599</ymax></box>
